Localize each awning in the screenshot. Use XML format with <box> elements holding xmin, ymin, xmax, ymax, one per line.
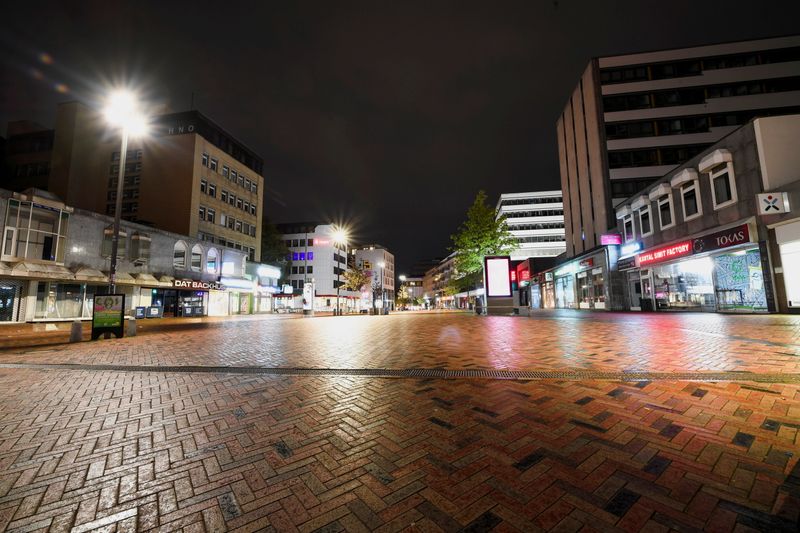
<box><xmin>111</xmin><ymin>271</ymin><xmax>136</xmax><ymax>284</ymax></box>
<box><xmin>135</xmin><ymin>273</ymin><xmax>159</xmax><ymax>283</ymax></box>
<box><xmin>10</xmin><ymin>262</ymin><xmax>74</xmax><ymax>280</ymax></box>
<box><xmin>73</xmin><ymin>268</ymin><xmax>107</xmax><ymax>281</ymax></box>
<box><xmin>159</xmin><ymin>275</ymin><xmax>175</xmax><ymax>283</ymax></box>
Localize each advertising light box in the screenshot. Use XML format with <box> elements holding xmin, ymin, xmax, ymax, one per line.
<box><xmin>485</xmin><ymin>256</ymin><xmax>512</xmax><ymax>297</ymax></box>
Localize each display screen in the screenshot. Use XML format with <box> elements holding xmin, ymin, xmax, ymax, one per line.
<box><xmin>485</xmin><ymin>256</ymin><xmax>512</xmax><ymax>297</ymax></box>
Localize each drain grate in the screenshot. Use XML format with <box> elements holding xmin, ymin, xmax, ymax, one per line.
<box><xmin>0</xmin><ymin>362</ymin><xmax>799</xmax><ymax>383</ymax></box>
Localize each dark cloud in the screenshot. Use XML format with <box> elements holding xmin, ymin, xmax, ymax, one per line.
<box><xmin>2</xmin><ymin>0</ymin><xmax>799</xmax><ymax>272</ymax></box>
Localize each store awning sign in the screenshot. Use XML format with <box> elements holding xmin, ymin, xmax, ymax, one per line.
<box><xmin>173</xmin><ymin>279</ymin><xmax>224</xmax><ymax>290</ymax></box>
<box><xmin>757</xmin><ymin>193</ymin><xmax>789</xmax><ymax>215</ymax></box>
<box><xmin>692</xmin><ymin>224</ymin><xmax>750</xmax><ymax>254</ymax></box>
<box><xmin>600</xmin><ymin>234</ymin><xmax>622</xmax><ymax>245</ymax></box>
<box><xmin>637</xmin><ymin>241</ymin><xmax>692</xmax><ymax>266</ymax></box>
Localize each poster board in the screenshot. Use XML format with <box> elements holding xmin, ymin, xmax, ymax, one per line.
<box><xmin>91</xmin><ymin>294</ymin><xmax>125</xmax><ymax>340</ymax></box>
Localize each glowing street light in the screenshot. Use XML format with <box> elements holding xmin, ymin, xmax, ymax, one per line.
<box><xmin>104</xmin><ymin>89</ymin><xmax>148</xmax><ymax>293</ymax></box>
<box><xmin>333</xmin><ymin>227</ymin><xmax>349</xmax><ymax>316</ymax></box>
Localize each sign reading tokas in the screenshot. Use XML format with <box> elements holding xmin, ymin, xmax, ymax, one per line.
<box><xmin>637</xmin><ymin>241</ymin><xmax>692</xmax><ymax>266</ymax></box>
<box><xmin>692</xmin><ymin>224</ymin><xmax>750</xmax><ymax>254</ymax></box>
<box><xmin>173</xmin><ymin>279</ymin><xmax>224</xmax><ymax>291</ymax></box>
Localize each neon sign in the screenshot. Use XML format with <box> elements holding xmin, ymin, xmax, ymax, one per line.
<box><xmin>637</xmin><ymin>241</ymin><xmax>692</xmax><ymax>266</ymax></box>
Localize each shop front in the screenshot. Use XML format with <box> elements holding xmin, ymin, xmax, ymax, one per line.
<box><xmin>633</xmin><ymin>223</ymin><xmax>772</xmax><ymax>313</ymax></box>
<box><xmin>775</xmin><ymin>220</ymin><xmax>800</xmax><ymax>310</ymax></box>
<box><xmin>541</xmin><ymin>272</ymin><xmax>555</xmax><ymax>309</ymax></box>
<box><xmin>553</xmin><ymin>252</ymin><xmax>608</xmax><ymax>310</ymax></box>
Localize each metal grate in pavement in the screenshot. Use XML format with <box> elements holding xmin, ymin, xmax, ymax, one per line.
<box><xmin>1</xmin><ymin>362</ymin><xmax>799</xmax><ymax>383</ymax></box>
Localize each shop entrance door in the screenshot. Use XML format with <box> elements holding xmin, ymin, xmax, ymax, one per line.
<box><xmin>0</xmin><ymin>282</ymin><xmax>20</xmax><ymax>321</ymax></box>
<box><xmin>640</xmin><ymin>271</ymin><xmax>655</xmax><ymax>311</ymax></box>
<box><xmin>163</xmin><ymin>290</ymin><xmax>178</xmax><ymax>317</ymax></box>
<box><xmin>628</xmin><ymin>273</ymin><xmax>642</xmax><ymax>311</ymax></box>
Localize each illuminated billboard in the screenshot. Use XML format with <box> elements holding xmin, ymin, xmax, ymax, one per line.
<box><xmin>484</xmin><ymin>256</ymin><xmax>512</xmax><ymax>297</ymax></box>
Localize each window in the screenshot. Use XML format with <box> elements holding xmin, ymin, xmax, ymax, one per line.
<box><xmin>299</xmin><ymin>239</ymin><xmax>306</xmax><ymax>247</ymax></box>
<box><xmin>199</xmin><ymin>206</ymin><xmax>206</xmax><ymax>221</ymax></box>
<box><xmin>639</xmin><ymin>205</ymin><xmax>652</xmax><ymax>237</ymax></box>
<box><xmin>208</xmin><ymin>184</ymin><xmax>216</xmax><ymax>197</ymax></box>
<box><xmin>307</xmin><ymin>251</ymin><xmax>314</xmax><ymax>260</ymax></box>
<box><xmin>191</xmin><ymin>244</ymin><xmax>203</xmax><ymax>271</ymax></box>
<box><xmin>251</xmin><ymin>182</ymin><xmax>257</xmax><ymax>193</ymax></box>
<box><xmin>623</xmin><ymin>214</ymin><xmax>635</xmax><ymax>242</ymax></box>
<box><xmin>230</xmin><ymin>170</ymin><xmax>237</xmax><ymax>182</ymax></box>
<box><xmin>131</xmin><ymin>232</ymin><xmax>151</xmax><ymax>262</ymax></box>
<box><xmin>238</xmin><ymin>175</ymin><xmax>244</xmax><ymax>187</ymax></box>
<box><xmin>299</xmin><ymin>266</ymin><xmax>305</xmax><ymax>274</ymax></box>
<box><xmin>658</xmin><ymin>195</ymin><xmax>674</xmax><ymax>229</ymax></box>
<box><xmin>250</xmin><ymin>205</ymin><xmax>256</xmax><ymax>216</ymax></box>
<box><xmin>101</xmin><ymin>227</ymin><xmax>127</xmax><ymax>258</ymax></box>
<box><xmin>206</xmin><ymin>248</ymin><xmax>219</xmax><ymax>274</ymax></box>
<box><xmin>242</xmin><ymin>222</ymin><xmax>250</xmax><ymax>235</ymax></box>
<box><xmin>222</xmin><ymin>165</ymin><xmax>229</xmax><ymax>178</ymax></box>
<box><xmin>173</xmin><ymin>241</ymin><xmax>188</xmax><ymax>269</ymax></box>
<box><xmin>299</xmin><ymin>252</ymin><xmax>305</xmax><ymax>261</ymax></box>
<box><xmin>210</xmin><ymin>158</ymin><xmax>218</xmax><ymax>172</ymax></box>
<box><xmin>201</xmin><ymin>153</ymin><xmax>209</xmax><ymax>167</ymax></box>
<box><xmin>708</xmin><ymin>163</ymin><xmax>737</xmax><ymax>209</ymax></box>
<box><xmin>292</xmin><ymin>252</ymin><xmax>299</xmax><ymax>261</ymax></box>
<box><xmin>292</xmin><ymin>266</ymin><xmax>298</xmax><ymax>274</ymax></box>
<box><xmin>292</xmin><ymin>239</ymin><xmax>299</xmax><ymax>247</ymax></box>
<box><xmin>236</xmin><ymin>198</ymin><xmax>243</xmax><ymax>210</ymax></box>
<box><xmin>243</xmin><ymin>201</ymin><xmax>250</xmax><ymax>213</ymax></box>
<box><xmin>681</xmin><ymin>181</ymin><xmax>702</xmax><ymax>220</ymax></box>
<box><xmin>206</xmin><ymin>209</ymin><xmax>215</xmax><ymax>224</ymax></box>
<box><xmin>200</xmin><ymin>180</ymin><xmax>207</xmax><ymax>194</ymax></box>
<box><xmin>245</xmin><ymin>179</ymin><xmax>251</xmax><ymax>190</ymax></box>
<box><xmin>228</xmin><ymin>194</ymin><xmax>235</xmax><ymax>206</ymax></box>
<box><xmin>235</xmin><ymin>221</ymin><xmax>242</xmax><ymax>232</ymax></box>
<box><xmin>249</xmin><ymin>226</ymin><xmax>256</xmax><ymax>237</ymax></box>
<box><xmin>227</xmin><ymin>217</ymin><xmax>235</xmax><ymax>229</ymax></box>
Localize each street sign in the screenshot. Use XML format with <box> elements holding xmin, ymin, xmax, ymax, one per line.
<box><xmin>757</xmin><ymin>192</ymin><xmax>790</xmax><ymax>215</ymax></box>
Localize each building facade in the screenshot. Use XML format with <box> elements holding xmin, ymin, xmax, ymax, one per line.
<box><xmin>496</xmin><ymin>191</ymin><xmax>566</xmax><ymax>260</ymax></box>
<box><xmin>277</xmin><ymin>222</ymin><xmax>359</xmax><ymax>312</ymax></box>
<box><xmin>558</xmin><ymin>35</ymin><xmax>800</xmax><ymax>258</ymax></box>
<box><xmin>1</xmin><ymin>121</ymin><xmax>53</xmax><ymax>192</ymax></box>
<box><xmin>353</xmin><ymin>245</ymin><xmax>395</xmax><ymax>311</ymax></box>
<box><xmin>612</xmin><ymin>114</ymin><xmax>800</xmax><ymax>313</ymax></box>
<box><xmin>0</xmin><ymin>188</ymin><xmax>264</xmax><ymax>323</ymax></box>
<box><xmin>13</xmin><ymin>102</ymin><xmax>264</xmax><ymax>261</ymax></box>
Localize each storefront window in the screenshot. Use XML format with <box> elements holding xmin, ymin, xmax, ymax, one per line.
<box><xmin>781</xmin><ymin>241</ymin><xmax>800</xmax><ymax>307</ymax></box>
<box><xmin>714</xmin><ymin>249</ymin><xmax>766</xmax><ymax>311</ymax></box>
<box><xmin>34</xmin><ymin>282</ymin><xmax>97</xmax><ymax>319</ymax></box>
<box><xmin>2</xmin><ymin>199</ymin><xmax>70</xmax><ymax>263</ymax></box>
<box><xmin>650</xmin><ymin>257</ymin><xmax>715</xmax><ymax>311</ymax></box>
<box><xmin>578</xmin><ymin>272</ymin><xmax>591</xmax><ymax>307</ymax></box>
<box><xmin>592</xmin><ymin>269</ymin><xmax>605</xmax><ymax>306</ymax></box>
<box><xmin>555</xmin><ymin>276</ymin><xmax>575</xmax><ymax>308</ymax></box>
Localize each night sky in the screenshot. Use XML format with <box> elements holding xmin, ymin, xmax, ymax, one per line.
<box><xmin>2</xmin><ymin>1</ymin><xmax>798</xmax><ymax>274</ymax></box>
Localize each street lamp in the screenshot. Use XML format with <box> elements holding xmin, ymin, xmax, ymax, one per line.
<box><xmin>333</xmin><ymin>227</ymin><xmax>348</xmax><ymax>316</ymax></box>
<box><xmin>378</xmin><ymin>261</ymin><xmax>386</xmax><ymax>314</ymax></box>
<box><xmin>104</xmin><ymin>90</ymin><xmax>148</xmax><ymax>293</ymax></box>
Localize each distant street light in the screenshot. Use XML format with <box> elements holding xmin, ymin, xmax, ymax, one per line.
<box><xmin>104</xmin><ymin>90</ymin><xmax>148</xmax><ymax>293</ymax></box>
<box><xmin>333</xmin><ymin>227</ymin><xmax>349</xmax><ymax>316</ymax></box>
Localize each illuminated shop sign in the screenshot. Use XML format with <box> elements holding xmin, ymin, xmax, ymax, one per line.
<box><xmin>173</xmin><ymin>279</ymin><xmax>223</xmax><ymax>290</ymax></box>
<box><xmin>484</xmin><ymin>256</ymin><xmax>512</xmax><ymax>297</ymax></box>
<box><xmin>579</xmin><ymin>258</ymin><xmax>594</xmax><ymax>269</ymax></box>
<box><xmin>600</xmin><ymin>234</ymin><xmax>622</xmax><ymax>245</ymax></box>
<box><xmin>544</xmin><ymin>272</ymin><xmax>553</xmax><ymax>281</ymax></box>
<box><xmin>692</xmin><ymin>224</ymin><xmax>750</xmax><ymax>254</ymax></box>
<box><xmin>637</xmin><ymin>241</ymin><xmax>692</xmax><ymax>266</ymax></box>
<box><xmin>620</xmin><ymin>241</ymin><xmax>642</xmax><ymax>257</ymax></box>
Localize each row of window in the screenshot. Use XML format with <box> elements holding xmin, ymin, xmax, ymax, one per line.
<box><xmin>108</xmin><ymin>175</ymin><xmax>141</xmax><ymax>189</ymax></box>
<box><xmin>608</xmin><ymin>144</ymin><xmax>708</xmax><ymax>169</ymax></box>
<box><xmin>106</xmin><ymin>202</ymin><xmax>138</xmax><ymax>215</ymax></box>
<box><xmin>498</xmin><ymin>197</ymin><xmax>562</xmax><ymax>207</ymax></box>
<box><xmin>599</xmin><ymin>46</ymin><xmax>800</xmax><ymax>85</ymax></box>
<box><xmin>621</xmin><ymin>161</ymin><xmax>738</xmax><ymax>243</ymax></box>
<box><xmin>109</xmin><ymin>162</ymin><xmax>142</xmax><ymax>175</ymax></box>
<box><xmin>201</xmin><ymin>152</ymin><xmax>258</xmax><ymax>194</ymax></box>
<box><xmin>100</xmin><ymin>229</ymin><xmax>151</xmax><ymax>262</ymax></box>
<box><xmin>111</xmin><ymin>150</ymin><xmax>143</xmax><ymax>161</ymax></box>
<box><xmin>172</xmin><ymin>241</ymin><xmax>221</xmax><ymax>273</ymax></box>
<box><xmin>107</xmin><ymin>189</ymin><xmax>139</xmax><ymax>201</ymax></box>
<box><xmin>11</xmin><ymin>162</ymin><xmax>49</xmax><ymax>178</ymax></box>
<box><xmin>605</xmin><ymin>106</ymin><xmax>800</xmax><ymax>140</ymax></box>
<box><xmin>610</xmin><ymin>178</ymin><xmax>658</xmax><ymax>198</ymax></box>
<box><xmin>508</xmin><ymin>222</ymin><xmax>565</xmax><ymax>231</ymax></box>
<box><xmin>291</xmin><ymin>251</ymin><xmax>314</xmax><ymax>261</ymax></box>
<box><xmin>197</xmin><ymin>232</ymin><xmax>256</xmax><ymax>262</ymax></box>
<box><xmin>198</xmin><ymin>206</ymin><xmax>257</xmax><ymax>237</ymax></box>
<box><xmin>504</xmin><ymin>209</ymin><xmax>564</xmax><ymax>218</ymax></box>
<box><xmin>199</xmin><ymin>180</ymin><xmax>258</xmax><ymax>217</ymax></box>
<box><xmin>516</xmin><ymin>235</ymin><xmax>567</xmax><ymax>243</ymax></box>
<box><xmin>291</xmin><ymin>266</ymin><xmax>313</xmax><ymax>274</ymax></box>
<box><xmin>602</xmin><ymin>77</ymin><xmax>800</xmax><ymax>112</ymax></box>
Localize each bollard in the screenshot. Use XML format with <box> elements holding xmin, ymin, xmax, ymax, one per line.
<box><xmin>69</xmin><ymin>320</ymin><xmax>82</xmax><ymax>343</ymax></box>
<box><xmin>126</xmin><ymin>318</ymin><xmax>137</xmax><ymax>337</ymax></box>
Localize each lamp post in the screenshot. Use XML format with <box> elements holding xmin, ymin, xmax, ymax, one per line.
<box><xmin>378</xmin><ymin>261</ymin><xmax>386</xmax><ymax>315</ymax></box>
<box><xmin>333</xmin><ymin>228</ymin><xmax>348</xmax><ymax>316</ymax></box>
<box><xmin>103</xmin><ymin>91</ymin><xmax>147</xmax><ymax>293</ymax></box>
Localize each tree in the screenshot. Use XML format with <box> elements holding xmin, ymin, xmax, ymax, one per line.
<box><xmin>341</xmin><ymin>265</ymin><xmax>370</xmax><ymax>292</ymax></box>
<box><xmin>260</xmin><ymin>220</ymin><xmax>291</xmax><ymax>281</ymax></box>
<box><xmin>396</xmin><ymin>284</ymin><xmax>411</xmax><ymax>309</ymax></box>
<box><xmin>450</xmin><ymin>190</ymin><xmax>516</xmax><ymax>299</ymax></box>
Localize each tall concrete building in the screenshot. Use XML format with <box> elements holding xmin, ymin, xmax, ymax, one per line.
<box><xmin>353</xmin><ymin>244</ymin><xmax>395</xmax><ymax>310</ymax></box>
<box><xmin>1</xmin><ymin>121</ymin><xmax>54</xmax><ymax>192</ymax></box>
<box><xmin>495</xmin><ymin>191</ymin><xmax>566</xmax><ymax>260</ymax></box>
<box><xmin>558</xmin><ymin>35</ymin><xmax>800</xmax><ymax>257</ymax></box>
<box><xmin>20</xmin><ymin>102</ymin><xmax>264</xmax><ymax>261</ymax></box>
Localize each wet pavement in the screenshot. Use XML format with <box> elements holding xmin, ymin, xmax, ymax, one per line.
<box><xmin>0</xmin><ymin>311</ymin><xmax>798</xmax><ymax>531</ymax></box>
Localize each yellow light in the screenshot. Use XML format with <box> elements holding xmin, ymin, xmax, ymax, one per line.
<box><xmin>104</xmin><ymin>90</ymin><xmax>148</xmax><ymax>137</ymax></box>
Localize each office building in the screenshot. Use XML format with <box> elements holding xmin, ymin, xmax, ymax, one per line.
<box><xmin>353</xmin><ymin>244</ymin><xmax>395</xmax><ymax>310</ymax></box>
<box><xmin>558</xmin><ymin>35</ymin><xmax>800</xmax><ymax>257</ymax></box>
<box><xmin>1</xmin><ymin>121</ymin><xmax>54</xmax><ymax>192</ymax></box>
<box><xmin>8</xmin><ymin>102</ymin><xmax>264</xmax><ymax>261</ymax></box>
<box><xmin>496</xmin><ymin>191</ymin><xmax>566</xmax><ymax>260</ymax></box>
<box><xmin>277</xmin><ymin>222</ymin><xmax>358</xmax><ymax>311</ymax></box>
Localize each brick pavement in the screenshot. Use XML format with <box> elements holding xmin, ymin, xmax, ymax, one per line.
<box><xmin>0</xmin><ymin>312</ymin><xmax>799</xmax><ymax>531</ymax></box>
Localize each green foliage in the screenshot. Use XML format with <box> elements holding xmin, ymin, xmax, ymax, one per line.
<box><xmin>342</xmin><ymin>265</ymin><xmax>370</xmax><ymax>292</ymax></box>
<box><xmin>260</xmin><ymin>220</ymin><xmax>291</xmax><ymax>280</ymax></box>
<box><xmin>450</xmin><ymin>190</ymin><xmax>516</xmax><ymax>277</ymax></box>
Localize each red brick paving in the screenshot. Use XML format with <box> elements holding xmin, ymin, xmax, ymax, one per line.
<box><xmin>0</xmin><ymin>312</ymin><xmax>799</xmax><ymax>531</ymax></box>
